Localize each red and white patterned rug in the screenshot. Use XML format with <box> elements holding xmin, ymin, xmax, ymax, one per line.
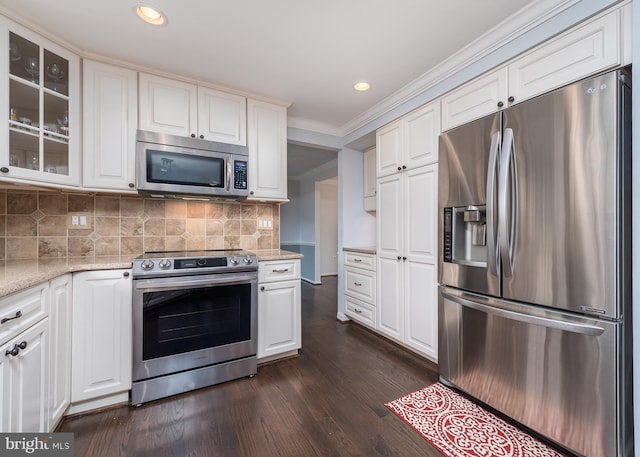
<box><xmin>385</xmin><ymin>382</ymin><xmax>565</xmax><ymax>457</ymax></box>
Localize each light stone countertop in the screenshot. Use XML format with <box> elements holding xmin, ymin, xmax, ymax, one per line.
<box><xmin>0</xmin><ymin>250</ymin><xmax>303</xmax><ymax>298</ymax></box>
<box><xmin>343</xmin><ymin>246</ymin><xmax>376</xmax><ymax>255</ymax></box>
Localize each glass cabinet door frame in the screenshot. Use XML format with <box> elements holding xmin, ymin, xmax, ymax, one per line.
<box><xmin>0</xmin><ymin>15</ymin><xmax>80</xmax><ymax>187</ymax></box>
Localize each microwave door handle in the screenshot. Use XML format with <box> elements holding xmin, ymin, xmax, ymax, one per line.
<box><xmin>226</xmin><ymin>159</ymin><xmax>232</xmax><ymax>191</ymax></box>
<box><xmin>486</xmin><ymin>131</ymin><xmax>501</xmax><ymax>276</ymax></box>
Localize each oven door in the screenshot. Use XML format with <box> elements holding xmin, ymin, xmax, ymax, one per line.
<box><xmin>132</xmin><ymin>271</ymin><xmax>257</xmax><ymax>381</ymax></box>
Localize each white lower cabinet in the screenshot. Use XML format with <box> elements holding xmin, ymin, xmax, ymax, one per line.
<box><xmin>1</xmin><ymin>318</ymin><xmax>48</xmax><ymax>432</ymax></box>
<box><xmin>70</xmin><ymin>269</ymin><xmax>132</xmax><ymax>414</ymax></box>
<box><xmin>47</xmin><ymin>274</ymin><xmax>72</xmax><ymax>430</ymax></box>
<box><xmin>343</xmin><ymin>251</ymin><xmax>376</xmax><ymax>329</ymax></box>
<box><xmin>257</xmin><ymin>260</ymin><xmax>301</xmax><ymax>361</ymax></box>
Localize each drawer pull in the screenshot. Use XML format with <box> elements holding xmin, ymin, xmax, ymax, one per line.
<box><xmin>1</xmin><ymin>310</ymin><xmax>23</xmax><ymax>325</ymax></box>
<box><xmin>273</xmin><ymin>268</ymin><xmax>290</xmax><ymax>273</ymax></box>
<box><xmin>354</xmin><ymin>282</ymin><xmax>362</xmax><ymax>287</ymax></box>
<box><xmin>353</xmin><ymin>258</ymin><xmax>363</xmax><ymax>262</ymax></box>
<box><xmin>354</xmin><ymin>308</ymin><xmax>363</xmax><ymax>314</ymax></box>
<box><xmin>5</xmin><ymin>341</ymin><xmax>27</xmax><ymax>357</ymax></box>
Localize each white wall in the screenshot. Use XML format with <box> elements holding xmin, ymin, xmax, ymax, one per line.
<box><xmin>280</xmin><ymin>180</ymin><xmax>300</xmax><ymax>243</ymax></box>
<box><xmin>316</xmin><ymin>177</ymin><xmax>338</xmax><ymax>276</ymax></box>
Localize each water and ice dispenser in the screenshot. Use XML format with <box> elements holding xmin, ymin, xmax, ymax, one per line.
<box><xmin>443</xmin><ymin>205</ymin><xmax>487</xmax><ymax>267</ymax></box>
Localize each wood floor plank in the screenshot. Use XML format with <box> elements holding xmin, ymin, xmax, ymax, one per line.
<box><xmin>58</xmin><ymin>276</ymin><xmax>443</xmax><ymax>456</ymax></box>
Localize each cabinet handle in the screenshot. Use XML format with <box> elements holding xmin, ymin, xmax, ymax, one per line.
<box><xmin>273</xmin><ymin>268</ymin><xmax>290</xmax><ymax>273</ymax></box>
<box><xmin>497</xmin><ymin>101</ymin><xmax>504</xmax><ymax>108</ymax></box>
<box><xmin>5</xmin><ymin>341</ymin><xmax>27</xmax><ymax>357</ymax></box>
<box><xmin>354</xmin><ymin>308</ymin><xmax>363</xmax><ymax>314</ymax></box>
<box><xmin>0</xmin><ymin>167</ymin><xmax>9</xmax><ymax>173</ymax></box>
<box><xmin>353</xmin><ymin>282</ymin><xmax>362</xmax><ymax>287</ymax></box>
<box><xmin>353</xmin><ymin>258</ymin><xmax>362</xmax><ymax>263</ymax></box>
<box><xmin>1</xmin><ymin>310</ymin><xmax>22</xmax><ymax>325</ymax></box>
<box><xmin>508</xmin><ymin>96</ymin><xmax>515</xmax><ymax>103</ymax></box>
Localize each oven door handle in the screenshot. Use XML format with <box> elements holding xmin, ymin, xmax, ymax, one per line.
<box><xmin>134</xmin><ymin>272</ymin><xmax>257</xmax><ymax>292</ymax></box>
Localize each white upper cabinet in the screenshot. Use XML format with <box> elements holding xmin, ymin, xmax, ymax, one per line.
<box><xmin>0</xmin><ymin>17</ymin><xmax>80</xmax><ymax>186</ymax></box>
<box><xmin>82</xmin><ymin>60</ymin><xmax>137</xmax><ymax>191</ymax></box>
<box><xmin>441</xmin><ymin>8</ymin><xmax>623</xmax><ymax>131</ymax></box>
<box><xmin>197</xmin><ymin>86</ymin><xmax>247</xmax><ymax>145</ymax></box>
<box><xmin>376</xmin><ymin>100</ymin><xmax>440</xmax><ymax>178</ymax></box>
<box><xmin>138</xmin><ymin>72</ymin><xmax>247</xmax><ymax>145</ymax></box>
<box><xmin>247</xmin><ymin>99</ymin><xmax>287</xmax><ymax>201</ymax></box>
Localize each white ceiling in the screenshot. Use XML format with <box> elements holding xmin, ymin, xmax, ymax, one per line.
<box><xmin>0</xmin><ymin>0</ymin><xmax>538</xmax><ymax>137</ymax></box>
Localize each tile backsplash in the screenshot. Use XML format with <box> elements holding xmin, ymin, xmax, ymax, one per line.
<box><xmin>0</xmin><ymin>190</ymin><xmax>280</xmax><ymax>260</ymax></box>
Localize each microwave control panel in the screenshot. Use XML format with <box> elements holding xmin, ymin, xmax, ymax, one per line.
<box><xmin>234</xmin><ymin>160</ymin><xmax>248</xmax><ymax>189</ymax></box>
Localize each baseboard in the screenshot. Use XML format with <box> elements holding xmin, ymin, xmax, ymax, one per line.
<box><xmin>336</xmin><ymin>312</ymin><xmax>349</xmax><ymax>322</ymax></box>
<box><xmin>302</xmin><ymin>277</ymin><xmax>321</xmax><ymax>285</ymax></box>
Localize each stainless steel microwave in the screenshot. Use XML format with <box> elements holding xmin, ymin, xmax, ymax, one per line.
<box><xmin>135</xmin><ymin>130</ymin><xmax>249</xmax><ymax>200</ymax></box>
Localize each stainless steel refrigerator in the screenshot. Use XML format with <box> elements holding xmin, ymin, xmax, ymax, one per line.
<box><xmin>438</xmin><ymin>68</ymin><xmax>632</xmax><ymax>457</ymax></box>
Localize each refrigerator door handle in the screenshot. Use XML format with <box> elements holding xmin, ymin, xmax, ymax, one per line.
<box><xmin>442</xmin><ymin>292</ymin><xmax>605</xmax><ymax>336</ymax></box>
<box><xmin>498</xmin><ymin>128</ymin><xmax>518</xmax><ymax>277</ymax></box>
<box><xmin>486</xmin><ymin>131</ymin><xmax>501</xmax><ymax>276</ymax></box>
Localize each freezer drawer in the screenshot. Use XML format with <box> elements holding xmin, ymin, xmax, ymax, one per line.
<box><xmin>438</xmin><ymin>287</ymin><xmax>632</xmax><ymax>457</ymax></box>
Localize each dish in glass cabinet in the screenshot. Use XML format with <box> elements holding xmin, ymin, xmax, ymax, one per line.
<box><xmin>18</xmin><ymin>117</ymin><xmax>31</xmax><ymax>125</ymax></box>
<box><xmin>9</xmin><ymin>42</ymin><xmax>21</xmax><ymax>61</ymax></box>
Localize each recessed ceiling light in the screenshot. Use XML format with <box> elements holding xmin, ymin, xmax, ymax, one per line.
<box><xmin>353</xmin><ymin>82</ymin><xmax>370</xmax><ymax>92</ymax></box>
<box><xmin>135</xmin><ymin>3</ymin><xmax>167</xmax><ymax>25</ymax></box>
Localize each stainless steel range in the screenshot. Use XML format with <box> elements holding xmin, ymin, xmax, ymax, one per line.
<box><xmin>131</xmin><ymin>249</ymin><xmax>258</xmax><ymax>406</ymax></box>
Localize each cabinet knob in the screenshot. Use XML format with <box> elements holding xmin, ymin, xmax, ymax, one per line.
<box><xmin>403</xmin><ymin>256</ymin><xmax>407</xmax><ymax>261</ymax></box>
<box><xmin>199</xmin><ymin>135</ymin><xmax>204</xmax><ymax>139</ymax></box>
<box><xmin>508</xmin><ymin>96</ymin><xmax>515</xmax><ymax>103</ymax></box>
<box><xmin>191</xmin><ymin>133</ymin><xmax>196</xmax><ymax>138</ymax></box>
<box><xmin>402</xmin><ymin>165</ymin><xmax>407</xmax><ymax>169</ymax></box>
<box><xmin>129</xmin><ymin>183</ymin><xmax>135</xmax><ymax>188</ymax></box>
<box><xmin>250</xmin><ymin>191</ymin><xmax>254</xmax><ymax>195</ymax></box>
<box><xmin>260</xmin><ymin>286</ymin><xmax>265</xmax><ymax>291</ymax></box>
<box><xmin>497</xmin><ymin>101</ymin><xmax>504</xmax><ymax>108</ymax></box>
<box><xmin>123</xmin><ymin>272</ymin><xmax>130</xmax><ymax>277</ymax></box>
<box><xmin>397</xmin><ymin>256</ymin><xmax>402</xmax><ymax>260</ymax></box>
<box><xmin>0</xmin><ymin>167</ymin><xmax>9</xmax><ymax>173</ymax></box>
<box><xmin>397</xmin><ymin>166</ymin><xmax>402</xmax><ymax>171</ymax></box>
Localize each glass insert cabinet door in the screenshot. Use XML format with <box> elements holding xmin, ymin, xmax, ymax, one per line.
<box><xmin>0</xmin><ymin>17</ymin><xmax>79</xmax><ymax>185</ymax></box>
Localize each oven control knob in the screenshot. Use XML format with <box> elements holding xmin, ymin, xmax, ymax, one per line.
<box><xmin>140</xmin><ymin>259</ymin><xmax>155</xmax><ymax>271</ymax></box>
<box><xmin>243</xmin><ymin>256</ymin><xmax>253</xmax><ymax>265</ymax></box>
<box><xmin>197</xmin><ymin>258</ymin><xmax>207</xmax><ymax>266</ymax></box>
<box><xmin>159</xmin><ymin>259</ymin><xmax>171</xmax><ymax>270</ymax></box>
<box><xmin>229</xmin><ymin>256</ymin><xmax>240</xmax><ymax>266</ymax></box>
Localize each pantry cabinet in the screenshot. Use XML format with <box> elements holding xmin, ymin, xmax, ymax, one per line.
<box><xmin>247</xmin><ymin>99</ymin><xmax>288</xmax><ymax>201</ymax></box>
<box><xmin>82</xmin><ymin>59</ymin><xmax>137</xmax><ymax>191</ymax></box>
<box><xmin>0</xmin><ymin>17</ymin><xmax>80</xmax><ymax>186</ymax></box>
<box><xmin>441</xmin><ymin>8</ymin><xmax>622</xmax><ymax>131</ymax></box>
<box><xmin>257</xmin><ymin>260</ymin><xmax>301</xmax><ymax>360</ymax></box>
<box><xmin>138</xmin><ymin>72</ymin><xmax>247</xmax><ymax>145</ymax></box>
<box><xmin>376</xmin><ymin>163</ymin><xmax>438</xmax><ymax>361</ymax></box>
<box><xmin>70</xmin><ymin>269</ymin><xmax>132</xmax><ymax>414</ymax></box>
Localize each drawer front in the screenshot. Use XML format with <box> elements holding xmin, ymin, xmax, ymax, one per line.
<box><xmin>345</xmin><ymin>295</ymin><xmax>376</xmax><ymax>328</ymax></box>
<box><xmin>259</xmin><ymin>260</ymin><xmax>301</xmax><ymax>283</ymax></box>
<box><xmin>0</xmin><ymin>282</ymin><xmax>48</xmax><ymax>346</ymax></box>
<box><xmin>344</xmin><ymin>252</ymin><xmax>376</xmax><ymax>271</ymax></box>
<box><xmin>344</xmin><ymin>267</ymin><xmax>375</xmax><ymax>303</ymax></box>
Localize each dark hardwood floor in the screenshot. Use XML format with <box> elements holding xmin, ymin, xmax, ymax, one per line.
<box><xmin>59</xmin><ymin>276</ymin><xmax>442</xmax><ymax>456</ymax></box>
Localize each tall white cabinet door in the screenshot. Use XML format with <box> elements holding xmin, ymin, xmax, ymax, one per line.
<box><xmin>71</xmin><ymin>270</ymin><xmax>132</xmax><ymax>403</ymax></box>
<box><xmin>376</xmin><ymin>257</ymin><xmax>403</xmax><ymax>341</ymax></box>
<box><xmin>138</xmin><ymin>73</ymin><xmax>197</xmax><ymax>137</ymax></box>
<box><xmin>404</xmin><ymin>261</ymin><xmax>438</xmax><ymax>359</ymax></box>
<box><xmin>404</xmin><ymin>164</ymin><xmax>438</xmax><ymax>264</ymax></box>
<box><xmin>376</xmin><ymin>173</ymin><xmax>403</xmax><ymax>259</ymax></box>
<box><xmin>247</xmin><ymin>99</ymin><xmax>287</xmax><ymax>200</ymax></box>
<box><xmin>47</xmin><ymin>274</ymin><xmax>71</xmax><ymax>430</ymax></box>
<box><xmin>83</xmin><ymin>60</ymin><xmax>138</xmax><ymax>191</ymax></box>
<box><xmin>441</xmin><ymin>67</ymin><xmax>508</xmax><ymax>131</ymax></box>
<box><xmin>376</xmin><ymin>121</ymin><xmax>403</xmax><ymax>178</ymax></box>
<box><xmin>4</xmin><ymin>318</ymin><xmax>48</xmax><ymax>432</ymax></box>
<box><xmin>404</xmin><ymin>101</ymin><xmax>440</xmax><ymax>168</ymax></box>
<box><xmin>197</xmin><ymin>87</ymin><xmax>246</xmax><ymax>145</ymax></box>
<box><xmin>258</xmin><ymin>279</ymin><xmax>301</xmax><ymax>358</ymax></box>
